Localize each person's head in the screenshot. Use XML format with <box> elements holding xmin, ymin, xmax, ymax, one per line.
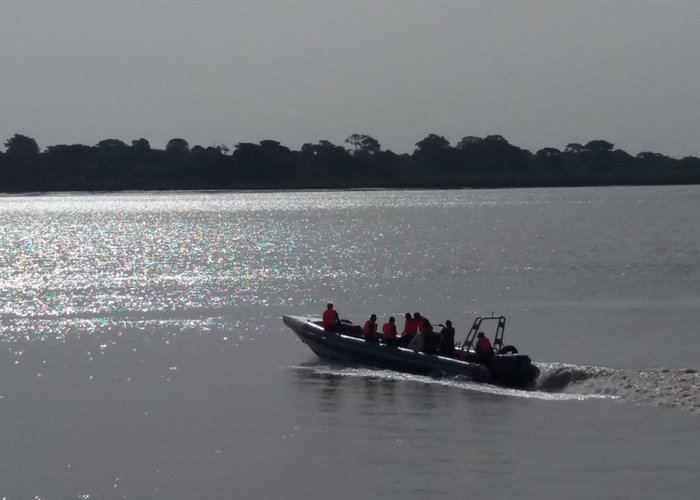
<box><xmin>445</xmin><ymin>320</ymin><xmax>452</xmax><ymax>327</ymax></box>
<box><xmin>413</xmin><ymin>312</ymin><xmax>421</xmax><ymax>319</ymax></box>
<box><xmin>405</xmin><ymin>312</ymin><xmax>411</xmax><ymax>319</ymax></box>
<box><xmin>389</xmin><ymin>316</ymin><xmax>395</xmax><ymax>323</ymax></box>
<box><xmin>327</xmin><ymin>303</ymin><xmax>334</xmax><ymax>309</ymax></box>
<box><xmin>477</xmin><ymin>332</ymin><xmax>484</xmax><ymax>338</ymax></box>
<box><xmin>370</xmin><ymin>314</ymin><xmax>377</xmax><ymax>322</ymax></box>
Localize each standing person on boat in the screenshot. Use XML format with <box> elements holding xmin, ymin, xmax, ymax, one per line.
<box><xmin>363</xmin><ymin>314</ymin><xmax>379</xmax><ymax>342</ymax></box>
<box><xmin>417</xmin><ymin>313</ymin><xmax>433</xmax><ymax>336</ymax></box>
<box><xmin>408</xmin><ymin>312</ymin><xmax>435</xmax><ymax>351</ymax></box>
<box><xmin>400</xmin><ymin>312</ymin><xmax>418</xmax><ymax>346</ymax></box>
<box><xmin>475</xmin><ymin>332</ymin><xmax>494</xmax><ymax>360</ymax></box>
<box><xmin>322</xmin><ymin>303</ymin><xmax>340</xmax><ymax>331</ymax></box>
<box><xmin>420</xmin><ymin>316</ymin><xmax>440</xmax><ymax>354</ymax></box>
<box><xmin>382</xmin><ymin>316</ymin><xmax>398</xmax><ymax>346</ymax></box>
<box><xmin>438</xmin><ymin>320</ymin><xmax>456</xmax><ymax>356</ymax></box>
<box><xmin>421</xmin><ymin>332</ymin><xmax>440</xmax><ymax>354</ymax></box>
<box><xmin>407</xmin><ymin>313</ymin><xmax>425</xmax><ymax>350</ymax></box>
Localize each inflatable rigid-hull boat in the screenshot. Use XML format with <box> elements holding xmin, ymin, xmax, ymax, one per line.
<box><xmin>283</xmin><ymin>315</ymin><xmax>540</xmax><ymax>388</ymax></box>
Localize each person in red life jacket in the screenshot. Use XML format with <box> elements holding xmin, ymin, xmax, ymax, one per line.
<box><xmin>322</xmin><ymin>303</ymin><xmax>340</xmax><ymax>331</ymax></box>
<box><xmin>417</xmin><ymin>313</ymin><xmax>433</xmax><ymax>335</ymax></box>
<box><xmin>475</xmin><ymin>331</ymin><xmax>494</xmax><ymax>359</ymax></box>
<box><xmin>407</xmin><ymin>312</ymin><xmax>428</xmax><ymax>350</ymax></box>
<box><xmin>438</xmin><ymin>320</ymin><xmax>456</xmax><ymax>356</ymax></box>
<box><xmin>400</xmin><ymin>312</ymin><xmax>418</xmax><ymax>346</ymax></box>
<box><xmin>363</xmin><ymin>314</ymin><xmax>378</xmax><ymax>342</ymax></box>
<box><xmin>419</xmin><ymin>315</ymin><xmax>439</xmax><ymax>354</ymax></box>
<box><xmin>382</xmin><ymin>316</ymin><xmax>398</xmax><ymax>346</ymax></box>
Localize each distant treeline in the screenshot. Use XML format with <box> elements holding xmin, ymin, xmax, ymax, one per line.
<box><xmin>2</xmin><ymin>133</ymin><xmax>699</xmax><ymax>192</ymax></box>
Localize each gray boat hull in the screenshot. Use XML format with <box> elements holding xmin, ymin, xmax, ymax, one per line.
<box><xmin>283</xmin><ymin>315</ymin><xmax>541</xmax><ymax>386</ymax></box>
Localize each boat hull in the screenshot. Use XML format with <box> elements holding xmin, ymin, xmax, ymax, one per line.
<box><xmin>283</xmin><ymin>315</ymin><xmax>539</xmax><ymax>387</ymax></box>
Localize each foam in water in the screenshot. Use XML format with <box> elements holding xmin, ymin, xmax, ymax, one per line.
<box><xmin>537</xmin><ymin>362</ymin><xmax>700</xmax><ymax>414</ymax></box>
<box><xmin>291</xmin><ymin>363</ymin><xmax>613</xmax><ymax>402</ymax></box>
<box><xmin>292</xmin><ymin>361</ymin><xmax>700</xmax><ymax>414</ymax></box>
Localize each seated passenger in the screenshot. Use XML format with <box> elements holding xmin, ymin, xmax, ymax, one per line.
<box><xmin>363</xmin><ymin>314</ymin><xmax>379</xmax><ymax>342</ymax></box>
<box><xmin>475</xmin><ymin>332</ymin><xmax>494</xmax><ymax>359</ymax></box>
<box><xmin>322</xmin><ymin>303</ymin><xmax>340</xmax><ymax>331</ymax></box>
<box><xmin>382</xmin><ymin>316</ymin><xmax>398</xmax><ymax>346</ymax></box>
<box><xmin>438</xmin><ymin>320</ymin><xmax>456</xmax><ymax>356</ymax></box>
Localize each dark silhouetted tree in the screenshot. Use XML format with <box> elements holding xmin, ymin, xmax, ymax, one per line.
<box><xmin>536</xmin><ymin>147</ymin><xmax>561</xmax><ymax>159</ymax></box>
<box><xmin>2</xmin><ymin>132</ymin><xmax>699</xmax><ymax>192</ymax></box>
<box><xmin>166</xmin><ymin>138</ymin><xmax>190</xmax><ymax>153</ymax></box>
<box><xmin>636</xmin><ymin>152</ymin><xmax>668</xmax><ymax>162</ymax></box>
<box><xmin>565</xmin><ymin>143</ymin><xmax>585</xmax><ymax>153</ymax></box>
<box><xmin>97</xmin><ymin>139</ymin><xmax>128</xmax><ymax>150</ymax></box>
<box><xmin>131</xmin><ymin>138</ymin><xmax>151</xmax><ymax>152</ymax></box>
<box><xmin>345</xmin><ymin>134</ymin><xmax>380</xmax><ymax>155</ymax></box>
<box><xmin>484</xmin><ymin>135</ymin><xmax>508</xmax><ymax>143</ymax></box>
<box><xmin>4</xmin><ymin>134</ymin><xmax>39</xmax><ymax>156</ymax></box>
<box><xmin>457</xmin><ymin>136</ymin><xmax>482</xmax><ymax>149</ymax></box>
<box><xmin>585</xmin><ymin>140</ymin><xmax>614</xmax><ymax>153</ymax></box>
<box><xmin>415</xmin><ymin>134</ymin><xmax>450</xmax><ymax>154</ymax></box>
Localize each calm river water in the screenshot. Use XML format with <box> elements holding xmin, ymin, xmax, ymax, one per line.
<box><xmin>0</xmin><ymin>187</ymin><xmax>698</xmax><ymax>499</ymax></box>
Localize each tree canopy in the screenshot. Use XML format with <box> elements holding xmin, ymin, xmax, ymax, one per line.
<box><xmin>415</xmin><ymin>134</ymin><xmax>450</xmax><ymax>154</ymax></box>
<box><xmin>345</xmin><ymin>134</ymin><xmax>381</xmax><ymax>155</ymax></box>
<box><xmin>1</xmin><ymin>133</ymin><xmax>698</xmax><ymax>192</ymax></box>
<box><xmin>166</xmin><ymin>138</ymin><xmax>190</xmax><ymax>153</ymax></box>
<box><xmin>4</xmin><ymin>134</ymin><xmax>39</xmax><ymax>157</ymax></box>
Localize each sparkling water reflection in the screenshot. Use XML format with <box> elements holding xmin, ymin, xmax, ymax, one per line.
<box><xmin>1</xmin><ymin>187</ymin><xmax>699</xmax><ymax>499</ymax></box>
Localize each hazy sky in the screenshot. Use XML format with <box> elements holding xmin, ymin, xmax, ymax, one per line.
<box><xmin>2</xmin><ymin>0</ymin><xmax>699</xmax><ymax>157</ymax></box>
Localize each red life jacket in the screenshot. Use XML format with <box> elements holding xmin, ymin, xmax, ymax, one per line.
<box><xmin>382</xmin><ymin>322</ymin><xmax>397</xmax><ymax>340</ymax></box>
<box><xmin>363</xmin><ymin>320</ymin><xmax>377</xmax><ymax>339</ymax></box>
<box><xmin>323</xmin><ymin>309</ymin><xmax>338</xmax><ymax>329</ymax></box>
<box><xmin>476</xmin><ymin>336</ymin><xmax>492</xmax><ymax>354</ymax></box>
<box><xmin>419</xmin><ymin>317</ymin><xmax>433</xmax><ymax>334</ymax></box>
<box><xmin>404</xmin><ymin>318</ymin><xmax>418</xmax><ymax>336</ymax></box>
